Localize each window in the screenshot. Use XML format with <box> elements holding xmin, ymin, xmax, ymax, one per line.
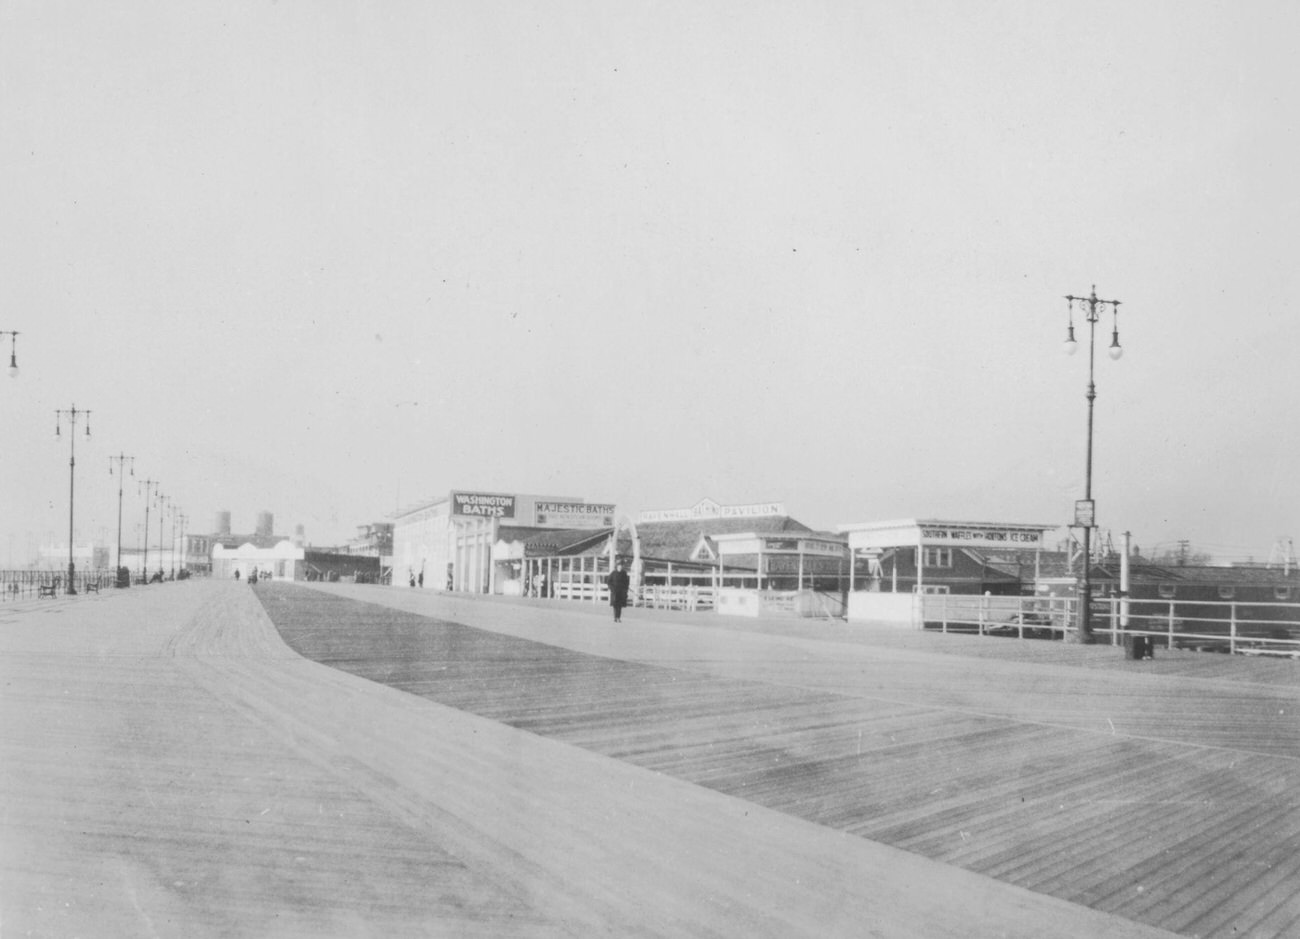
<box><xmin>923</xmin><ymin>548</ymin><xmax>953</xmax><ymax>569</ymax></box>
<box><xmin>916</xmin><ymin>584</ymin><xmax>950</xmax><ymax>594</ymax></box>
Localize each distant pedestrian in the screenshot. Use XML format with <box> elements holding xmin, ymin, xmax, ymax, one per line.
<box><xmin>418</xmin><ymin>569</ymin><xmax>424</xmax><ymax>588</ymax></box>
<box><xmin>606</xmin><ymin>561</ymin><xmax>629</xmax><ymax>623</ymax></box>
<box><xmin>537</xmin><ymin>572</ymin><xmax>548</xmax><ymax>598</ymax></box>
<box><xmin>409</xmin><ymin>571</ymin><xmax>416</xmax><ymax>588</ymax></box>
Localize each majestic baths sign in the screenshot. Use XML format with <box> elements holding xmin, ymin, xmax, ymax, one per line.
<box><xmin>534</xmin><ymin>501</ymin><xmax>616</xmax><ymax>529</ymax></box>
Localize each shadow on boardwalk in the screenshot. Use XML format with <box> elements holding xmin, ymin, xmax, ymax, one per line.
<box><xmin>266</xmin><ymin>581</ymin><xmax>1300</xmax><ymax>939</ymax></box>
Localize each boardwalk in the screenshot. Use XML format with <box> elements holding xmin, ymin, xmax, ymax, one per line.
<box><xmin>2</xmin><ymin>581</ymin><xmax>1293</xmax><ymax>936</ymax></box>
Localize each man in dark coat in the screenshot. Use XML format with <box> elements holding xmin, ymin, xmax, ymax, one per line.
<box><xmin>606</xmin><ymin>560</ymin><xmax>630</xmax><ymax>623</ymax></box>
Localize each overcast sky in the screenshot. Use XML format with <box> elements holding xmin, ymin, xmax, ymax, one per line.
<box><xmin>2</xmin><ymin>1</ymin><xmax>1297</xmax><ymax>564</ymax></box>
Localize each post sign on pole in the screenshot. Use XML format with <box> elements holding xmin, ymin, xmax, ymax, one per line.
<box><xmin>1074</xmin><ymin>500</ymin><xmax>1096</xmax><ymax>528</ymax></box>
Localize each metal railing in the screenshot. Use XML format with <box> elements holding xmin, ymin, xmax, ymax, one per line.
<box><xmin>921</xmin><ymin>593</ymin><xmax>1300</xmax><ymax>657</ymax></box>
<box><xmin>0</xmin><ymin>568</ymin><xmax>115</xmax><ymax>600</ymax></box>
<box><xmin>1103</xmin><ymin>597</ymin><xmax>1300</xmax><ymax>657</ymax></box>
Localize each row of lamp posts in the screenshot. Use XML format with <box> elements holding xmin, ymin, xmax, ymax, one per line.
<box><xmin>32</xmin><ymin>357</ymin><xmax>186</xmax><ymax>594</ymax></box>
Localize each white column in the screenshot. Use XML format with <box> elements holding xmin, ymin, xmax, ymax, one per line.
<box><xmin>1120</xmin><ymin>530</ymin><xmax>1131</xmax><ymax>631</ymax></box>
<box><xmin>916</xmin><ymin>536</ymin><xmax>924</xmax><ymax>593</ymax></box>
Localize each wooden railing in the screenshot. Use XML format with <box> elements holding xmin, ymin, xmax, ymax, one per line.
<box><xmin>553</xmin><ymin>580</ymin><xmax>609</xmax><ymax>603</ymax></box>
<box><xmin>640</xmin><ymin>585</ymin><xmax>715</xmax><ymax>612</ymax></box>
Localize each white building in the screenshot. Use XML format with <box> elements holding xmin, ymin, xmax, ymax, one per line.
<box><xmin>211</xmin><ymin>539</ymin><xmax>306</xmax><ymax>582</ymax></box>
<box><xmin>392</xmin><ymin>490</ymin><xmax>615</xmax><ymax>594</ymax></box>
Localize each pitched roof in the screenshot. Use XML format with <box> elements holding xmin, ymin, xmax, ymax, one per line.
<box><xmin>501</xmin><ymin>527</ymin><xmax>612</xmax><ymax>557</ymax></box>
<box><xmin>635</xmin><ymin>516</ymin><xmax>814</xmax><ymax>563</ymax></box>
<box><xmin>1104</xmin><ymin>563</ymin><xmax>1300</xmax><ymax>587</ymax></box>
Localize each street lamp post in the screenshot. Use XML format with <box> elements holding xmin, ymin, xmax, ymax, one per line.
<box><xmin>157</xmin><ymin>493</ymin><xmax>168</xmax><ymax>582</ymax></box>
<box><xmin>1063</xmin><ymin>286</ymin><xmax>1123</xmax><ymax>643</ymax></box>
<box><xmin>2</xmin><ymin>331</ymin><xmax>18</xmax><ymax>378</ymax></box>
<box><xmin>55</xmin><ymin>406</ymin><xmax>92</xmax><ymax>595</ymax></box>
<box><xmin>109</xmin><ymin>453</ymin><xmax>134</xmax><ymax>585</ymax></box>
<box><xmin>177</xmin><ymin>512</ymin><xmax>188</xmax><ymax>578</ymax></box>
<box><xmin>139</xmin><ymin>478</ymin><xmax>159</xmax><ymax>583</ymax></box>
<box><xmin>169</xmin><ymin>505</ymin><xmax>179</xmax><ymax>579</ymax></box>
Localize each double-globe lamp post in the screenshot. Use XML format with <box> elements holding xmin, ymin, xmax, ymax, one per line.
<box><xmin>139</xmin><ymin>478</ymin><xmax>159</xmax><ymax>583</ymax></box>
<box><xmin>175</xmin><ymin>511</ymin><xmax>187</xmax><ymax>578</ymax></box>
<box><xmin>55</xmin><ymin>406</ymin><xmax>91</xmax><ymax>595</ymax></box>
<box><xmin>168</xmin><ymin>502</ymin><xmax>180</xmax><ymax>579</ymax></box>
<box><xmin>157</xmin><ymin>492</ymin><xmax>168</xmax><ymax>582</ymax></box>
<box><xmin>1063</xmin><ymin>286</ymin><xmax>1123</xmax><ymax>643</ymax></box>
<box><xmin>109</xmin><ymin>454</ymin><xmax>134</xmax><ymax>584</ymax></box>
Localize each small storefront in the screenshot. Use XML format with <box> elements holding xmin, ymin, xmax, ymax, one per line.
<box><xmin>713</xmin><ymin>532</ymin><xmax>848</xmax><ymax>618</ymax></box>
<box><xmin>498</xmin><ymin>528</ymin><xmax>617</xmax><ymax>601</ymax></box>
<box><xmin>631</xmin><ymin>498</ymin><xmax>822</xmax><ymax>613</ymax></box>
<box><xmin>837</xmin><ymin>518</ymin><xmax>1056</xmax><ymax>626</ymax></box>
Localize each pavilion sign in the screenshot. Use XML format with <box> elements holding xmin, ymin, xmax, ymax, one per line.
<box><xmin>638</xmin><ymin>498</ymin><xmax>786</xmax><ymax>524</ymax></box>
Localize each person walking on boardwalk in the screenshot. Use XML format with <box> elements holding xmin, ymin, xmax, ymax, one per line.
<box><xmin>606</xmin><ymin>560</ymin><xmax>630</xmax><ymax>623</ymax></box>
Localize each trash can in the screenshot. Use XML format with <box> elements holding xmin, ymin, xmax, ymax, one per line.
<box><xmin>1124</xmin><ymin>635</ymin><xmax>1153</xmax><ymax>660</ymax></box>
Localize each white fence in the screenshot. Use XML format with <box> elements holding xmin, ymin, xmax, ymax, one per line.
<box><xmin>923</xmin><ymin>594</ymin><xmax>1072</xmax><ymax>638</ymax></box>
<box><xmin>550</xmin><ymin>580</ymin><xmax>717</xmax><ymax>612</ymax></box>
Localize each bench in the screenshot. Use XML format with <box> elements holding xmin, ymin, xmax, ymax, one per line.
<box><xmin>38</xmin><ymin>584</ymin><xmax>58</xmax><ymax>598</ymax></box>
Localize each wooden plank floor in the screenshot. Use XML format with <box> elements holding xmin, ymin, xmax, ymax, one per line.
<box><xmin>3</xmin><ymin>581</ymin><xmax>1176</xmax><ymax>938</ymax></box>
<box><xmin>266</xmin><ymin>583</ymin><xmax>1300</xmax><ymax>939</ymax></box>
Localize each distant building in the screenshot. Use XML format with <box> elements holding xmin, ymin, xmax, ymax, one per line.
<box><xmin>36</xmin><ymin>542</ymin><xmax>111</xmax><ymax>572</ymax></box>
<box><xmin>186</xmin><ymin>510</ymin><xmax>288</xmax><ymax>576</ymax></box>
<box><xmin>212</xmin><ymin>540</ymin><xmax>305</xmax><ymax>581</ymax></box>
<box><xmin>339</xmin><ymin>522</ymin><xmax>393</xmax><ymax>556</ymax></box>
<box><xmin>509</xmin><ymin>497</ymin><xmax>840</xmax><ymax>615</ymax></box>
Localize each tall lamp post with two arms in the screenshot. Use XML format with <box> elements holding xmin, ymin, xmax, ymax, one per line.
<box><xmin>109</xmin><ymin>453</ymin><xmax>134</xmax><ymax>587</ymax></box>
<box><xmin>139</xmin><ymin>478</ymin><xmax>159</xmax><ymax>584</ymax></box>
<box><xmin>1063</xmin><ymin>286</ymin><xmax>1124</xmax><ymax>643</ymax></box>
<box><xmin>54</xmin><ymin>406</ymin><xmax>91</xmax><ymax>595</ymax></box>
